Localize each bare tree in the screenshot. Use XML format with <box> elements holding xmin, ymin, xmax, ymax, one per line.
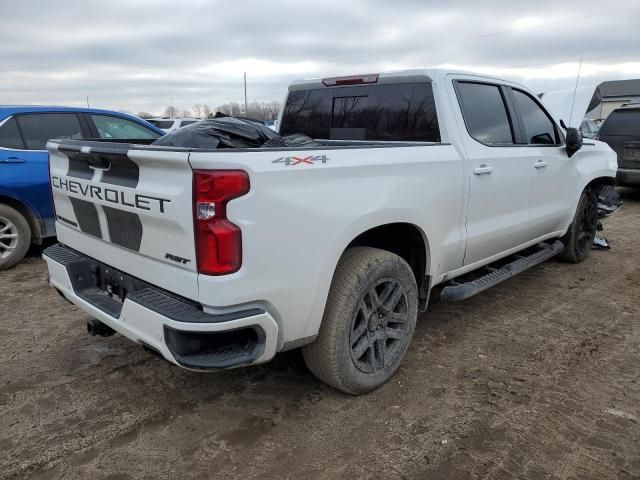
<box><xmin>163</xmin><ymin>106</ymin><xmax>178</xmax><ymax>118</ymax></box>
<box><xmin>216</xmin><ymin>102</ymin><xmax>243</xmax><ymax>117</ymax></box>
<box><xmin>180</xmin><ymin>109</ymin><xmax>192</xmax><ymax>118</ymax></box>
<box><xmin>137</xmin><ymin>112</ymin><xmax>153</xmax><ymax>119</ymax></box>
<box><xmin>214</xmin><ymin>101</ymin><xmax>281</xmax><ymax>121</ymax></box>
<box><xmin>192</xmin><ymin>104</ymin><xmax>203</xmax><ymax>118</ymax></box>
<box><xmin>202</xmin><ymin>104</ymin><xmax>212</xmax><ymax>118</ymax></box>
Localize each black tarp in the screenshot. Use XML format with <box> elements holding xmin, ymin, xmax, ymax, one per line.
<box><xmin>152</xmin><ymin>117</ymin><xmax>319</xmax><ymax>149</ymax></box>
<box><xmin>153</xmin><ymin>117</ymin><xmax>278</xmax><ymax>149</ymax></box>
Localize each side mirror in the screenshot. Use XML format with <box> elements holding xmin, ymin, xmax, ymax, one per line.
<box><xmin>565</xmin><ymin>127</ymin><xmax>583</xmax><ymax>158</ymax></box>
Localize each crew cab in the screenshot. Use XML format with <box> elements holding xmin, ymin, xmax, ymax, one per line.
<box><xmin>0</xmin><ymin>106</ymin><xmax>164</xmax><ymax>269</ymax></box>
<box><xmin>42</xmin><ymin>69</ymin><xmax>617</xmax><ymax>394</ymax></box>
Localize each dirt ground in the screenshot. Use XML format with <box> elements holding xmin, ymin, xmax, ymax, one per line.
<box><xmin>1</xmin><ymin>189</ymin><xmax>639</xmax><ymax>480</ymax></box>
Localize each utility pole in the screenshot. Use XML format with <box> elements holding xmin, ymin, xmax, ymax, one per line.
<box><xmin>86</xmin><ymin>96</ymin><xmax>90</xmax><ymax>108</ymax></box>
<box><xmin>244</xmin><ymin>72</ymin><xmax>248</xmax><ymax>116</ymax></box>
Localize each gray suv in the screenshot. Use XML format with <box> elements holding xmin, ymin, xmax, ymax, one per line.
<box><xmin>596</xmin><ymin>104</ymin><xmax>640</xmax><ymax>187</ymax></box>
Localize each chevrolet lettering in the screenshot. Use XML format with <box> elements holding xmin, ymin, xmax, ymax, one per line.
<box><xmin>51</xmin><ymin>176</ymin><xmax>171</xmax><ymax>213</ymax></box>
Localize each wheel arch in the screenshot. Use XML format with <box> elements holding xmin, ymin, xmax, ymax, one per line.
<box><xmin>344</xmin><ymin>222</ymin><xmax>431</xmax><ymax>311</ymax></box>
<box><xmin>0</xmin><ymin>194</ymin><xmax>42</xmax><ymax>242</ymax></box>
<box><xmin>584</xmin><ymin>175</ymin><xmax>616</xmax><ymax>192</ymax></box>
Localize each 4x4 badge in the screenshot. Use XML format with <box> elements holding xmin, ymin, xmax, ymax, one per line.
<box><xmin>272</xmin><ymin>155</ymin><xmax>330</xmax><ymax>166</ymax></box>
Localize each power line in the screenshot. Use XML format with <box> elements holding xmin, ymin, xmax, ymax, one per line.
<box><xmin>335</xmin><ymin>6</ymin><xmax>640</xmax><ymax>63</ymax></box>
<box><xmin>486</xmin><ymin>51</ymin><xmax>640</xmax><ymax>71</ymax></box>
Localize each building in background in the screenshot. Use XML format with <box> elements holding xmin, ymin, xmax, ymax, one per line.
<box><xmin>587</xmin><ymin>79</ymin><xmax>640</xmax><ymax>120</ymax></box>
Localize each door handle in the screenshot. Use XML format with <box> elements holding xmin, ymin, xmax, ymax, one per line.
<box><xmin>534</xmin><ymin>160</ymin><xmax>548</xmax><ymax>169</ymax></box>
<box><xmin>473</xmin><ymin>164</ymin><xmax>493</xmax><ymax>175</ymax></box>
<box><xmin>0</xmin><ymin>157</ymin><xmax>25</xmax><ymax>164</ymax></box>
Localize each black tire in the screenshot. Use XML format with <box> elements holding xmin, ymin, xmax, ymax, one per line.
<box><xmin>0</xmin><ymin>204</ymin><xmax>31</xmax><ymax>271</ymax></box>
<box><xmin>302</xmin><ymin>247</ymin><xmax>419</xmax><ymax>395</ymax></box>
<box><xmin>558</xmin><ymin>189</ymin><xmax>598</xmax><ymax>263</ymax></box>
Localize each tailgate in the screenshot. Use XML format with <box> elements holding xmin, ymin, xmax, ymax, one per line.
<box><xmin>48</xmin><ymin>141</ymin><xmax>199</xmax><ymax>299</ymax></box>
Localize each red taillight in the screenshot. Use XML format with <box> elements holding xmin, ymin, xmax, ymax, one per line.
<box><xmin>193</xmin><ymin>170</ymin><xmax>250</xmax><ymax>275</ymax></box>
<box><xmin>322</xmin><ymin>73</ymin><xmax>379</xmax><ymax>86</ymax></box>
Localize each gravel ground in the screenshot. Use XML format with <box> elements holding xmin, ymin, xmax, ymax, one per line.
<box><xmin>1</xmin><ymin>189</ymin><xmax>639</xmax><ymax>480</ymax></box>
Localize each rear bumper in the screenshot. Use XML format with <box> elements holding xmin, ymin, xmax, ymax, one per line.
<box><xmin>617</xmin><ymin>168</ymin><xmax>640</xmax><ymax>186</ymax></box>
<box><xmin>43</xmin><ymin>244</ymin><xmax>279</xmax><ymax>370</ymax></box>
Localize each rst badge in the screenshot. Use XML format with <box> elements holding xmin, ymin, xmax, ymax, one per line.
<box><xmin>272</xmin><ymin>155</ymin><xmax>330</xmax><ymax>167</ymax></box>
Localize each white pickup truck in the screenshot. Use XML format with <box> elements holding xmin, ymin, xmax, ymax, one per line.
<box><xmin>43</xmin><ymin>69</ymin><xmax>617</xmax><ymax>394</ymax></box>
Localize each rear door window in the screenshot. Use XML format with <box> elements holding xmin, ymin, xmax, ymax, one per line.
<box><xmin>280</xmin><ymin>82</ymin><xmax>440</xmax><ymax>142</ymax></box>
<box><xmin>90</xmin><ymin>115</ymin><xmax>161</xmax><ymax>139</ymax></box>
<box><xmin>512</xmin><ymin>89</ymin><xmax>559</xmax><ymax>145</ymax></box>
<box><xmin>455</xmin><ymin>82</ymin><xmax>514</xmax><ymax>145</ymax></box>
<box><xmin>16</xmin><ymin>113</ymin><xmax>84</xmax><ymax>150</ymax></box>
<box><xmin>0</xmin><ymin>117</ymin><xmax>26</xmax><ymax>149</ymax></box>
<box><xmin>599</xmin><ymin>109</ymin><xmax>640</xmax><ymax>136</ymax></box>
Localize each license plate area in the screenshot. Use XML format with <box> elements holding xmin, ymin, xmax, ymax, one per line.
<box><xmin>67</xmin><ymin>258</ymin><xmax>149</xmax><ymax>318</ymax></box>
<box><xmin>46</xmin><ymin>243</ymin><xmax>203</xmax><ymax>320</ymax></box>
<box><xmin>96</xmin><ymin>265</ymin><xmax>131</xmax><ymax>305</ymax></box>
<box><xmin>623</xmin><ymin>143</ymin><xmax>640</xmax><ymax>166</ymax></box>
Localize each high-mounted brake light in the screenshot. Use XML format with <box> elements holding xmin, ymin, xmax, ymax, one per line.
<box><xmin>193</xmin><ymin>170</ymin><xmax>250</xmax><ymax>275</ymax></box>
<box><xmin>322</xmin><ymin>73</ymin><xmax>379</xmax><ymax>86</ymax></box>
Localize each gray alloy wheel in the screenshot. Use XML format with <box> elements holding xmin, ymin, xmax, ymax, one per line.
<box><xmin>349</xmin><ymin>278</ymin><xmax>410</xmax><ymax>374</ymax></box>
<box><xmin>0</xmin><ymin>216</ymin><xmax>19</xmax><ymax>260</ymax></box>
<box><xmin>0</xmin><ymin>204</ymin><xmax>31</xmax><ymax>270</ymax></box>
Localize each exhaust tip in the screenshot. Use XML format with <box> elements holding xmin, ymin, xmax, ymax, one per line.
<box><xmin>87</xmin><ymin>319</ymin><xmax>116</xmax><ymax>337</ymax></box>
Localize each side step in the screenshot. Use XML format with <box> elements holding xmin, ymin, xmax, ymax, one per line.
<box><xmin>440</xmin><ymin>240</ymin><xmax>564</xmax><ymax>302</ymax></box>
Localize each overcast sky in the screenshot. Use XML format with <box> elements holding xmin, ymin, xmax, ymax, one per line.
<box><xmin>0</xmin><ymin>0</ymin><xmax>639</xmax><ymax>115</ymax></box>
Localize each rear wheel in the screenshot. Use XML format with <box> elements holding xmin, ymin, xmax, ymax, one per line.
<box><xmin>0</xmin><ymin>204</ymin><xmax>31</xmax><ymax>270</ymax></box>
<box><xmin>302</xmin><ymin>247</ymin><xmax>418</xmax><ymax>395</ymax></box>
<box><xmin>558</xmin><ymin>190</ymin><xmax>598</xmax><ymax>263</ymax></box>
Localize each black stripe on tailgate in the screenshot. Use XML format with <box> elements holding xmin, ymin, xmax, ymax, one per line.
<box><xmin>103</xmin><ymin>206</ymin><xmax>143</xmax><ymax>251</ymax></box>
<box><xmin>99</xmin><ymin>153</ymin><xmax>140</xmax><ymax>188</ymax></box>
<box><xmin>69</xmin><ymin>197</ymin><xmax>102</xmax><ymax>238</ymax></box>
<box><xmin>58</xmin><ymin>145</ymin><xmax>143</xmax><ymax>248</ymax></box>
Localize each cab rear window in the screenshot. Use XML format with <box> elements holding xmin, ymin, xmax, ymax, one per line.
<box><xmin>280</xmin><ymin>82</ymin><xmax>440</xmax><ymax>142</ymax></box>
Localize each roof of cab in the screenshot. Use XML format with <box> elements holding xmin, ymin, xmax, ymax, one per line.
<box><xmin>288</xmin><ymin>68</ymin><xmax>526</xmax><ymax>91</ymax></box>
<box><xmin>289</xmin><ymin>68</ymin><xmax>439</xmax><ymax>90</ymax></box>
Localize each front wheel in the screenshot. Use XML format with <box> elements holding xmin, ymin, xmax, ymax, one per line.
<box><xmin>558</xmin><ymin>189</ymin><xmax>598</xmax><ymax>264</ymax></box>
<box><xmin>302</xmin><ymin>247</ymin><xmax>419</xmax><ymax>395</ymax></box>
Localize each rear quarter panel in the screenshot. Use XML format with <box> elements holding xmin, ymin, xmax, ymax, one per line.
<box><xmin>189</xmin><ymin>144</ymin><xmax>465</xmax><ymax>348</ymax></box>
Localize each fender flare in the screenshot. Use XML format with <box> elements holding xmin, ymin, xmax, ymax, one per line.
<box><xmin>0</xmin><ymin>189</ymin><xmax>46</xmax><ymax>240</ymax></box>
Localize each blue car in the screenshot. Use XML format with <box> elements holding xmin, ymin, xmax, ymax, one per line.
<box><xmin>0</xmin><ymin>106</ymin><xmax>164</xmax><ymax>269</ymax></box>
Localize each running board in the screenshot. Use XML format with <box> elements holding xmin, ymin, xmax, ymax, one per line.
<box><xmin>440</xmin><ymin>240</ymin><xmax>564</xmax><ymax>302</ymax></box>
